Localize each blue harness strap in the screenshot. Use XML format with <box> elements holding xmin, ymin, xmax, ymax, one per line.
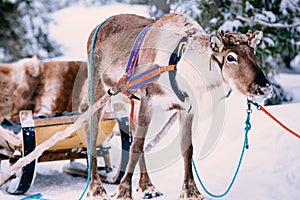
<box><xmin>125</xmin><ymin>23</ymin><xmax>153</xmax><ymax>78</ymax></box>
<box><xmin>111</xmin><ymin>23</ymin><xmax>176</xmax><ymax>94</ymax></box>
<box><xmin>128</xmin><ymin>65</ymin><xmax>161</xmax><ymax>89</ymax></box>
<box><xmin>127</xmin><ymin>65</ymin><xmax>176</xmax><ymax>89</ymax></box>
<box><xmin>109</xmin><ymin>23</ymin><xmax>177</xmax><ymax>131</ymax></box>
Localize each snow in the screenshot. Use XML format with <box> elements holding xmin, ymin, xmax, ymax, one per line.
<box><xmin>1</xmin><ymin>2</ymin><xmax>300</xmax><ymax>200</ymax></box>
<box><xmin>261</xmin><ymin>11</ymin><xmax>276</xmax><ymax>23</ymax></box>
<box><xmin>48</xmin><ymin>3</ymin><xmax>149</xmax><ymax>60</ymax></box>
<box><xmin>218</xmin><ymin>20</ymin><xmax>242</xmax><ymax>32</ymax></box>
<box><xmin>280</xmin><ymin>0</ymin><xmax>299</xmax><ymax>15</ymax></box>
<box><xmin>291</xmin><ymin>54</ymin><xmax>300</xmax><ymax>71</ymax></box>
<box><xmin>263</xmin><ymin>37</ymin><xmax>275</xmax><ymax>47</ymax></box>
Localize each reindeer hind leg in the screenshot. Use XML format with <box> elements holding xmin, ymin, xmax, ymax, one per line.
<box><xmin>86</xmin><ymin>82</ymin><xmax>110</xmax><ymax>199</ymax></box>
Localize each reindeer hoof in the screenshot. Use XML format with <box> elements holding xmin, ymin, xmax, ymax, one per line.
<box><xmin>178</xmin><ymin>195</ymin><xmax>209</xmax><ymax>200</ymax></box>
<box><xmin>138</xmin><ymin>186</ymin><xmax>163</xmax><ymax>199</ymax></box>
<box><xmin>86</xmin><ymin>183</ymin><xmax>109</xmax><ymax>200</ymax></box>
<box><xmin>112</xmin><ymin>183</ymin><xmax>133</xmax><ymax>200</ymax></box>
<box><xmin>143</xmin><ymin>191</ymin><xmax>163</xmax><ymax>199</ymax></box>
<box><xmin>86</xmin><ymin>188</ymin><xmax>110</xmax><ymax>200</ymax></box>
<box><xmin>179</xmin><ymin>190</ymin><xmax>209</xmax><ymax>200</ymax></box>
<box><xmin>114</xmin><ymin>197</ymin><xmax>132</xmax><ymax>200</ymax></box>
<box><xmin>113</xmin><ymin>195</ymin><xmax>133</xmax><ymax>200</ymax></box>
<box><xmin>86</xmin><ymin>194</ymin><xmax>110</xmax><ymax>200</ymax></box>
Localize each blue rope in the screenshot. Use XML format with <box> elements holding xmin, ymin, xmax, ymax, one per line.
<box><xmin>78</xmin><ymin>16</ymin><xmax>112</xmax><ymax>200</ymax></box>
<box><xmin>192</xmin><ymin>102</ymin><xmax>252</xmax><ymax>198</ymax></box>
<box><xmin>21</xmin><ymin>193</ymin><xmax>47</xmax><ymax>200</ymax></box>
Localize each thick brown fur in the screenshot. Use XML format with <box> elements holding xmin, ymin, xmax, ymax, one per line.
<box><xmin>0</xmin><ymin>57</ymin><xmax>86</xmax><ymax>122</ymax></box>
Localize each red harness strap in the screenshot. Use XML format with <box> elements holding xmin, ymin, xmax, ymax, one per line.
<box><xmin>129</xmin><ymin>98</ymin><xmax>135</xmax><ymax>132</ymax></box>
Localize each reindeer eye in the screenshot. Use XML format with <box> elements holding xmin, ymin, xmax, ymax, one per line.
<box><xmin>227</xmin><ymin>55</ymin><xmax>236</xmax><ymax>62</ymax></box>
<box><xmin>226</xmin><ymin>52</ymin><xmax>238</xmax><ymax>63</ymax></box>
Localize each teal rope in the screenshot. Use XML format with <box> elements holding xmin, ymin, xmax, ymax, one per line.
<box><xmin>21</xmin><ymin>193</ymin><xmax>47</xmax><ymax>200</ymax></box>
<box><xmin>192</xmin><ymin>102</ymin><xmax>252</xmax><ymax>198</ymax></box>
<box><xmin>78</xmin><ymin>16</ymin><xmax>112</xmax><ymax>200</ymax></box>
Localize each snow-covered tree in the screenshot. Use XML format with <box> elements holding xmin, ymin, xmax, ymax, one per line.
<box><xmin>0</xmin><ymin>0</ymin><xmax>62</xmax><ymax>62</ymax></box>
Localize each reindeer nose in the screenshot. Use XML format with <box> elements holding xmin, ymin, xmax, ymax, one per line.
<box><xmin>257</xmin><ymin>87</ymin><xmax>265</xmax><ymax>95</ymax></box>
<box><xmin>249</xmin><ymin>82</ymin><xmax>273</xmax><ymax>101</ymax></box>
<box><xmin>258</xmin><ymin>83</ymin><xmax>273</xmax><ymax>98</ymax></box>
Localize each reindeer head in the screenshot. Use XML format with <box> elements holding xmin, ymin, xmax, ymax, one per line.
<box><xmin>210</xmin><ymin>30</ymin><xmax>272</xmax><ymax>102</ymax></box>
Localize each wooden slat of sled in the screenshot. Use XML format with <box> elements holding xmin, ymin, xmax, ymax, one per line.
<box><xmin>34</xmin><ymin>112</ymin><xmax>115</xmax><ymax>127</ymax></box>
<box><xmin>34</xmin><ymin>116</ymin><xmax>76</xmax><ymax>127</ymax></box>
<box><xmin>34</xmin><ymin>116</ymin><xmax>116</xmax><ymax>151</ymax></box>
<box><xmin>38</xmin><ymin>150</ymin><xmax>87</xmax><ymax>162</ymax></box>
<box><xmin>35</xmin><ymin>124</ymin><xmax>84</xmax><ymax>151</ymax></box>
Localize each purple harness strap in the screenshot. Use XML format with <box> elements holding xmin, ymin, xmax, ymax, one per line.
<box><xmin>125</xmin><ymin>23</ymin><xmax>153</xmax><ymax>78</ymax></box>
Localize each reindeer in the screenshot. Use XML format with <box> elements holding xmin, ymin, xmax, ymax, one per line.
<box><xmin>0</xmin><ymin>57</ymin><xmax>86</xmax><ymax>122</ymax></box>
<box><xmin>83</xmin><ymin>13</ymin><xmax>272</xmax><ymax>199</ymax></box>
<box><xmin>0</xmin><ymin>56</ymin><xmax>43</xmax><ymax>122</ymax></box>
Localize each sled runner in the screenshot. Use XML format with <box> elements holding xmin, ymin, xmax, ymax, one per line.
<box><xmin>0</xmin><ymin>105</ymin><xmax>132</xmax><ymax>195</ymax></box>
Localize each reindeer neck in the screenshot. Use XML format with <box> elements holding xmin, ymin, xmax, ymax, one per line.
<box><xmin>193</xmin><ymin>33</ymin><xmax>212</xmax><ymax>55</ymax></box>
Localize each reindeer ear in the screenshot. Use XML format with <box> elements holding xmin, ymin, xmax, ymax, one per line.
<box><xmin>28</xmin><ymin>55</ymin><xmax>42</xmax><ymax>77</ymax></box>
<box><xmin>210</xmin><ymin>33</ymin><xmax>224</xmax><ymax>52</ymax></box>
<box><xmin>247</xmin><ymin>30</ymin><xmax>263</xmax><ymax>49</ymax></box>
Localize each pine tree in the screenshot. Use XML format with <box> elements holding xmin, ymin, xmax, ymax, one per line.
<box><xmin>0</xmin><ymin>0</ymin><xmax>62</xmax><ymax>62</ymax></box>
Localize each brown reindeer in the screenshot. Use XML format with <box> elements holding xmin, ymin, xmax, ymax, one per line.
<box><xmin>0</xmin><ymin>56</ymin><xmax>43</xmax><ymax>122</ymax></box>
<box><xmin>84</xmin><ymin>13</ymin><xmax>272</xmax><ymax>199</ymax></box>
<box><xmin>0</xmin><ymin>57</ymin><xmax>86</xmax><ymax>122</ymax></box>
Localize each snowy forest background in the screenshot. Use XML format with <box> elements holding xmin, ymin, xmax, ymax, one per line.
<box><xmin>0</xmin><ymin>0</ymin><xmax>300</xmax><ymax>104</ymax></box>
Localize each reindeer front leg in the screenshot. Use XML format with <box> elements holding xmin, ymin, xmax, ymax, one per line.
<box><xmin>116</xmin><ymin>90</ymin><xmax>152</xmax><ymax>200</ymax></box>
<box><xmin>137</xmin><ymin>154</ymin><xmax>163</xmax><ymax>199</ymax></box>
<box><xmin>178</xmin><ymin>110</ymin><xmax>204</xmax><ymax>200</ymax></box>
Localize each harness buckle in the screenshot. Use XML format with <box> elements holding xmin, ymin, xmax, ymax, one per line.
<box><xmin>108</xmin><ymin>73</ymin><xmax>130</xmax><ymax>96</ymax></box>
<box><xmin>107</xmin><ymin>87</ymin><xmax>121</xmax><ymax>96</ymax></box>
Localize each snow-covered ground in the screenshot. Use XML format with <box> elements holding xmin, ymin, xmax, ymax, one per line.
<box><xmin>1</xmin><ymin>3</ymin><xmax>300</xmax><ymax>200</ymax></box>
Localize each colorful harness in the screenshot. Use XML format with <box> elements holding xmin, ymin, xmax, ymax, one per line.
<box><xmin>108</xmin><ymin>24</ymin><xmax>178</xmax><ymax>131</ymax></box>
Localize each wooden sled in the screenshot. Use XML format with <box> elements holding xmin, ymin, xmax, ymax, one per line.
<box><xmin>0</xmin><ymin>106</ymin><xmax>132</xmax><ymax>195</ymax></box>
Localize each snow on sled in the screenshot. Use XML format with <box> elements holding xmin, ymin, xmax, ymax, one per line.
<box><xmin>0</xmin><ymin>104</ymin><xmax>132</xmax><ymax>195</ymax></box>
